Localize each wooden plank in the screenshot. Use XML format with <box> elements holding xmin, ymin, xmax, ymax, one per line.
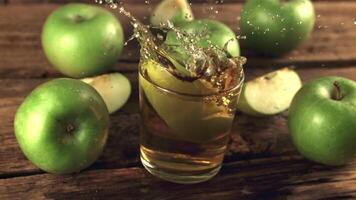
<box><xmin>0</xmin><ymin>2</ymin><xmax>355</xmax><ymax>76</ymax></box>
<box><xmin>4</xmin><ymin>0</ymin><xmax>164</xmax><ymax>4</ymax></box>
<box><xmin>1</xmin><ymin>65</ymin><xmax>356</xmax><ymax>176</ymax></box>
<box><xmin>5</xmin><ymin>0</ymin><xmax>356</xmax><ymax>4</ymax></box>
<box><xmin>1</xmin><ymin>158</ymin><xmax>356</xmax><ymax>199</ymax></box>
<box><xmin>0</xmin><ymin>2</ymin><xmax>354</xmax><ymax>199</ymax></box>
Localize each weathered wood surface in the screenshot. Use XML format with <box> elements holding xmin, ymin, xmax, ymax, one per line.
<box><xmin>2</xmin><ymin>0</ymin><xmax>354</xmax><ymax>5</ymax></box>
<box><xmin>0</xmin><ymin>2</ymin><xmax>355</xmax><ymax>79</ymax></box>
<box><xmin>2</xmin><ymin>65</ymin><xmax>356</xmax><ymax>174</ymax></box>
<box><xmin>1</xmin><ymin>159</ymin><xmax>356</xmax><ymax>200</ymax></box>
<box><xmin>0</xmin><ymin>1</ymin><xmax>356</xmax><ymax>199</ymax></box>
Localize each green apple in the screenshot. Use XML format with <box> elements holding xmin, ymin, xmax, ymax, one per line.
<box><xmin>240</xmin><ymin>0</ymin><xmax>315</xmax><ymax>55</ymax></box>
<box><xmin>237</xmin><ymin>68</ymin><xmax>302</xmax><ymax>116</ymax></box>
<box><xmin>82</xmin><ymin>73</ymin><xmax>131</xmax><ymax>114</ymax></box>
<box><xmin>143</xmin><ymin>58</ymin><xmax>217</xmax><ymax>95</ymax></box>
<box><xmin>150</xmin><ymin>0</ymin><xmax>194</xmax><ymax>26</ymax></box>
<box><xmin>289</xmin><ymin>76</ymin><xmax>356</xmax><ymax>166</ymax></box>
<box><xmin>42</xmin><ymin>3</ymin><xmax>124</xmax><ymax>78</ymax></box>
<box><xmin>165</xmin><ymin>19</ymin><xmax>240</xmax><ymax>58</ymax></box>
<box><xmin>14</xmin><ymin>78</ymin><xmax>110</xmax><ymax>174</ymax></box>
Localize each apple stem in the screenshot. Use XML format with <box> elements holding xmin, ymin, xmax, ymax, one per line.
<box><xmin>73</xmin><ymin>15</ymin><xmax>85</xmax><ymax>23</ymax></box>
<box><xmin>333</xmin><ymin>81</ymin><xmax>343</xmax><ymax>101</ymax></box>
<box><xmin>66</xmin><ymin>123</ymin><xmax>76</xmax><ymax>134</ymax></box>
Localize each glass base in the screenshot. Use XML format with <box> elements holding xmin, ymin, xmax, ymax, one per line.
<box><xmin>140</xmin><ymin>153</ymin><xmax>221</xmax><ymax>184</ymax></box>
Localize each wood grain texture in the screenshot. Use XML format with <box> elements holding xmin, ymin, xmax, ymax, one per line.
<box><xmin>1</xmin><ymin>1</ymin><xmax>356</xmax><ymax>199</ymax></box>
<box><xmin>0</xmin><ymin>2</ymin><xmax>355</xmax><ymax>78</ymax></box>
<box><xmin>4</xmin><ymin>0</ymin><xmax>356</xmax><ymax>5</ymax></box>
<box><xmin>1</xmin><ymin>66</ymin><xmax>356</xmax><ymax>177</ymax></box>
<box><xmin>1</xmin><ymin>158</ymin><xmax>356</xmax><ymax>200</ymax></box>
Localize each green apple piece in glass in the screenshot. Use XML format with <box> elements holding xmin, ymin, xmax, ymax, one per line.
<box><xmin>42</xmin><ymin>3</ymin><xmax>124</xmax><ymax>78</ymax></box>
<box><xmin>237</xmin><ymin>68</ymin><xmax>302</xmax><ymax>116</ymax></box>
<box><xmin>165</xmin><ymin>19</ymin><xmax>240</xmax><ymax>57</ymax></box>
<box><xmin>240</xmin><ymin>0</ymin><xmax>315</xmax><ymax>56</ymax></box>
<box><xmin>140</xmin><ymin>59</ymin><xmax>234</xmax><ymax>143</ymax></box>
<box><xmin>289</xmin><ymin>76</ymin><xmax>356</xmax><ymax>166</ymax></box>
<box><xmin>14</xmin><ymin>78</ymin><xmax>110</xmax><ymax>174</ymax></box>
<box><xmin>82</xmin><ymin>73</ymin><xmax>131</xmax><ymax>114</ymax></box>
<box><xmin>150</xmin><ymin>0</ymin><xmax>194</xmax><ymax>26</ymax></box>
<box><xmin>144</xmin><ymin>57</ymin><xmax>217</xmax><ymax>95</ymax></box>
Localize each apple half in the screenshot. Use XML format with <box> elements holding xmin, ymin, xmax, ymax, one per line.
<box><xmin>82</xmin><ymin>73</ymin><xmax>131</xmax><ymax>114</ymax></box>
<box><xmin>140</xmin><ymin>59</ymin><xmax>234</xmax><ymax>143</ymax></box>
<box><xmin>144</xmin><ymin>57</ymin><xmax>218</xmax><ymax>95</ymax></box>
<box><xmin>150</xmin><ymin>0</ymin><xmax>194</xmax><ymax>26</ymax></box>
<box><xmin>237</xmin><ymin>68</ymin><xmax>302</xmax><ymax>116</ymax></box>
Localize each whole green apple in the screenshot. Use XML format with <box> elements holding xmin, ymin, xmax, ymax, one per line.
<box><xmin>14</xmin><ymin>78</ymin><xmax>110</xmax><ymax>174</ymax></box>
<box><xmin>165</xmin><ymin>19</ymin><xmax>240</xmax><ymax>58</ymax></box>
<box><xmin>289</xmin><ymin>76</ymin><xmax>356</xmax><ymax>166</ymax></box>
<box><xmin>241</xmin><ymin>0</ymin><xmax>315</xmax><ymax>56</ymax></box>
<box><xmin>42</xmin><ymin>3</ymin><xmax>124</xmax><ymax>78</ymax></box>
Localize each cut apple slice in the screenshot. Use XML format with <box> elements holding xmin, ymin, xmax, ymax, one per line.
<box><xmin>140</xmin><ymin>59</ymin><xmax>231</xmax><ymax>143</ymax></box>
<box><xmin>150</xmin><ymin>0</ymin><xmax>194</xmax><ymax>26</ymax></box>
<box><xmin>237</xmin><ymin>68</ymin><xmax>302</xmax><ymax>116</ymax></box>
<box><xmin>82</xmin><ymin>73</ymin><xmax>131</xmax><ymax>114</ymax></box>
<box><xmin>144</xmin><ymin>59</ymin><xmax>217</xmax><ymax>95</ymax></box>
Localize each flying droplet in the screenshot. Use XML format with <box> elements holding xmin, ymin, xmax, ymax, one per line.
<box><xmin>109</xmin><ymin>3</ymin><xmax>117</xmax><ymax>9</ymax></box>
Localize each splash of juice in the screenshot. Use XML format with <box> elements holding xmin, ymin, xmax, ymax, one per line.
<box><xmin>96</xmin><ymin>0</ymin><xmax>245</xmax><ymax>94</ymax></box>
<box><xmin>97</xmin><ymin>0</ymin><xmax>246</xmax><ymax>184</ymax></box>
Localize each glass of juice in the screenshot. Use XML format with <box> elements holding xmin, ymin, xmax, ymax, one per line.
<box><xmin>139</xmin><ymin>47</ymin><xmax>245</xmax><ymax>183</ymax></box>
<box><xmin>98</xmin><ymin>2</ymin><xmax>245</xmax><ymax>184</ymax></box>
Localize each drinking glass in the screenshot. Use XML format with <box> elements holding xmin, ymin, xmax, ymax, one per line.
<box><xmin>139</xmin><ymin>60</ymin><xmax>244</xmax><ymax>184</ymax></box>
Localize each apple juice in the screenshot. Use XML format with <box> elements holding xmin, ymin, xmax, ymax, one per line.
<box><xmin>97</xmin><ymin>2</ymin><xmax>245</xmax><ymax>183</ymax></box>
<box><xmin>139</xmin><ymin>59</ymin><xmax>243</xmax><ymax>183</ymax></box>
<box><xmin>135</xmin><ymin>22</ymin><xmax>245</xmax><ymax>182</ymax></box>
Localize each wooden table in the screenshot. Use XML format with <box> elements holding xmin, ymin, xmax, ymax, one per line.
<box><xmin>1</xmin><ymin>1</ymin><xmax>356</xmax><ymax>199</ymax></box>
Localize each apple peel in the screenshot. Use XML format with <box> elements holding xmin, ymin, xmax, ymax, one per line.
<box><xmin>144</xmin><ymin>59</ymin><xmax>218</xmax><ymax>95</ymax></box>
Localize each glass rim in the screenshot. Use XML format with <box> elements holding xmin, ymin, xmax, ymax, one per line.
<box><xmin>139</xmin><ymin>66</ymin><xmax>245</xmax><ymax>98</ymax></box>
